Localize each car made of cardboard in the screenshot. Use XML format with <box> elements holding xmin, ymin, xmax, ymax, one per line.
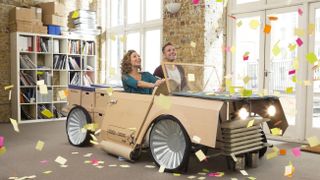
<box><xmin>65</xmin><ymin>62</ymin><xmax>288</xmax><ymax>172</ymax></box>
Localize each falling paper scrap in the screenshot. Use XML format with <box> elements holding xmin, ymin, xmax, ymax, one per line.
<box><xmin>159</xmin><ymin>165</ymin><xmax>165</xmax><ymax>173</ymax></box>
<box><xmin>190</xmin><ymin>41</ymin><xmax>197</xmax><ymax>48</ymax></box>
<box><xmin>306</xmin><ymin>52</ymin><xmax>318</xmax><ymax>65</ymax></box>
<box><xmin>35</xmin><ymin>140</ymin><xmax>45</xmax><ymax>151</ymax></box>
<box><xmin>55</xmin><ymin>156</ymin><xmax>67</xmax><ymax>165</ymax></box>
<box><xmin>271</xmin><ymin>128</ymin><xmax>282</xmax><ymax>136</ymax></box>
<box><xmin>10</xmin><ymin>118</ymin><xmax>19</xmax><ymax>132</ymax></box>
<box><xmin>291</xmin><ymin>147</ymin><xmax>301</xmax><ymax>157</ymax></box>
<box><xmin>195</xmin><ymin>149</ymin><xmax>206</xmax><ymax>162</ymax></box>
<box><xmin>264</xmin><ymin>24</ymin><xmax>271</xmax><ymax>34</ymax></box>
<box><xmin>247</xmin><ymin>119</ymin><xmax>255</xmax><ymax>128</ymax></box>
<box><xmin>0</xmin><ymin>136</ymin><xmax>4</xmax><ymax>147</ymax></box>
<box><xmin>192</xmin><ymin>136</ymin><xmax>201</xmax><ymax>143</ymax></box>
<box><xmin>0</xmin><ymin>146</ymin><xmax>6</xmax><ymax>156</ymax></box>
<box><xmin>296</xmin><ymin>38</ymin><xmax>303</xmax><ymax>47</ymax></box>
<box><xmin>4</xmin><ymin>85</ymin><xmax>14</xmax><ymax>90</ymax></box>
<box><xmin>249</xmin><ymin>19</ymin><xmax>260</xmax><ymax>29</ymax></box>
<box><xmin>240</xmin><ymin>170</ymin><xmax>248</xmax><ymax>176</ymax></box>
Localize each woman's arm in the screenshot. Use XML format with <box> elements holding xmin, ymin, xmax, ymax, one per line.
<box><xmin>137</xmin><ymin>79</ymin><xmax>165</xmax><ymax>88</ymax></box>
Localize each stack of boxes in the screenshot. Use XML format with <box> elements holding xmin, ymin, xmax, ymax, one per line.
<box><xmin>69</xmin><ymin>10</ymin><xmax>99</xmax><ymax>36</ymax></box>
<box><xmin>9</xmin><ymin>7</ymin><xmax>47</xmax><ymax>34</ymax></box>
<box><xmin>39</xmin><ymin>2</ymin><xmax>67</xmax><ymax>35</ymax></box>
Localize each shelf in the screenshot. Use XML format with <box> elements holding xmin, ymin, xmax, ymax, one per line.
<box><xmin>37</xmin><ymin>102</ymin><xmax>52</xmax><ymax>104</ymax></box>
<box><xmin>20</xmin><ymin>103</ymin><xmax>36</xmax><ymax>105</ymax></box>
<box><xmin>53</xmin><ymin>101</ymin><xmax>68</xmax><ymax>103</ymax></box>
<box><xmin>20</xmin><ymin>51</ymin><xmax>35</xmax><ymax>54</ymax></box>
<box><xmin>20</xmin><ymin>86</ymin><xmax>36</xmax><ymax>88</ymax></box>
<box><xmin>53</xmin><ymin>53</ymin><xmax>68</xmax><ymax>55</ymax></box>
<box><xmin>20</xmin><ymin>69</ymin><xmax>37</xmax><ymax>71</ymax></box>
<box><xmin>36</xmin><ymin>52</ymin><xmax>52</xmax><ymax>55</ymax></box>
<box><xmin>69</xmin><ymin>54</ymin><xmax>81</xmax><ymax>56</ymax></box>
<box><xmin>19</xmin><ymin>117</ymin><xmax>66</xmax><ymax>124</ymax></box>
<box><xmin>52</xmin><ymin>85</ymin><xmax>68</xmax><ymax>87</ymax></box>
<box><xmin>53</xmin><ymin>69</ymin><xmax>68</xmax><ymax>71</ymax></box>
<box><xmin>83</xmin><ymin>54</ymin><xmax>95</xmax><ymax>57</ymax></box>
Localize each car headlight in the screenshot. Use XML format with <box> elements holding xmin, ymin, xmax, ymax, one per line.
<box><xmin>267</xmin><ymin>105</ymin><xmax>276</xmax><ymax>116</ymax></box>
<box><xmin>238</xmin><ymin>107</ymin><xmax>249</xmax><ymax>120</ymax></box>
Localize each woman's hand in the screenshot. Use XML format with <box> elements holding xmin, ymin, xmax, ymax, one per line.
<box><xmin>154</xmin><ymin>79</ymin><xmax>166</xmax><ymax>87</ymax></box>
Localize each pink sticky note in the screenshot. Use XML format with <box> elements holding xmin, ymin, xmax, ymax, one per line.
<box><xmin>296</xmin><ymin>38</ymin><xmax>303</xmax><ymax>47</ymax></box>
<box><xmin>298</xmin><ymin>8</ymin><xmax>303</xmax><ymax>16</ymax></box>
<box><xmin>40</xmin><ymin>160</ymin><xmax>48</xmax><ymax>164</ymax></box>
<box><xmin>288</xmin><ymin>69</ymin><xmax>296</xmax><ymax>75</ymax></box>
<box><xmin>193</xmin><ymin>0</ymin><xmax>200</xmax><ymax>4</ymax></box>
<box><xmin>0</xmin><ymin>136</ymin><xmax>4</xmax><ymax>147</ymax></box>
<box><xmin>243</xmin><ymin>56</ymin><xmax>249</xmax><ymax>61</ymax></box>
<box><xmin>292</xmin><ymin>147</ymin><xmax>301</xmax><ymax>157</ymax></box>
<box><xmin>91</xmin><ymin>159</ymin><xmax>99</xmax><ymax>165</ymax></box>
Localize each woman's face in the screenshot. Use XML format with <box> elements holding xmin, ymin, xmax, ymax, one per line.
<box><xmin>130</xmin><ymin>52</ymin><xmax>141</xmax><ymax>68</ymax></box>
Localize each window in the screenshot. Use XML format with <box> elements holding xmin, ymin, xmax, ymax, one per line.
<box><xmin>237</xmin><ymin>0</ymin><xmax>261</xmax><ymax>4</ymax></box>
<box><xmin>106</xmin><ymin>0</ymin><xmax>162</xmax><ymax>85</ymax></box>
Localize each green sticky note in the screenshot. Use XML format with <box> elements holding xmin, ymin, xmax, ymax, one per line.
<box><xmin>306</xmin><ymin>52</ymin><xmax>318</xmax><ymax>65</ymax></box>
<box><xmin>41</xmin><ymin>109</ymin><xmax>53</xmax><ymax>118</ymax></box>
<box><xmin>271</xmin><ymin>128</ymin><xmax>282</xmax><ymax>136</ymax></box>
<box><xmin>216</xmin><ymin>0</ymin><xmax>223</xmax><ymax>2</ymax></box>
<box><xmin>225</xmin><ymin>79</ymin><xmax>232</xmax><ymax>87</ymax></box>
<box><xmin>241</xmin><ymin>89</ymin><xmax>252</xmax><ymax>97</ymax></box>
<box><xmin>292</xmin><ymin>76</ymin><xmax>297</xmax><ymax>83</ymax></box>
<box><xmin>286</xmin><ymin>87</ymin><xmax>293</xmax><ymax>94</ymax></box>
<box><xmin>272</xmin><ymin>44</ymin><xmax>281</xmax><ymax>56</ymax></box>
<box><xmin>243</xmin><ymin>76</ymin><xmax>251</xmax><ymax>84</ymax></box>
<box><xmin>37</xmin><ymin>71</ymin><xmax>44</xmax><ymax>75</ymax></box>
<box><xmin>229</xmin><ymin>86</ymin><xmax>235</xmax><ymax>94</ymax></box>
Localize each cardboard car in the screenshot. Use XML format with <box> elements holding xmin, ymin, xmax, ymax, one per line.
<box><xmin>65</xmin><ymin>62</ymin><xmax>288</xmax><ymax>172</ymax></box>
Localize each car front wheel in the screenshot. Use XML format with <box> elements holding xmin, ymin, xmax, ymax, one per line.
<box><xmin>149</xmin><ymin>116</ymin><xmax>190</xmax><ymax>172</ymax></box>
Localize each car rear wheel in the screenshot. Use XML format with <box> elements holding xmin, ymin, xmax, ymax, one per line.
<box><xmin>149</xmin><ymin>116</ymin><xmax>190</xmax><ymax>172</ymax></box>
<box><xmin>66</xmin><ymin>106</ymin><xmax>92</xmax><ymax>146</ymax></box>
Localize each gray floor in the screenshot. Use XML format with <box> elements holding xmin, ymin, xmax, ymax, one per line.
<box><xmin>0</xmin><ymin>121</ymin><xmax>319</xmax><ymax>180</ymax></box>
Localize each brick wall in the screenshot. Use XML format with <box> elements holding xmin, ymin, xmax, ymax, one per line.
<box><xmin>0</xmin><ymin>0</ymin><xmax>99</xmax><ymax>122</ymax></box>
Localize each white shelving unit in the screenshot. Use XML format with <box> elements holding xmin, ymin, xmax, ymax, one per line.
<box><xmin>10</xmin><ymin>32</ymin><xmax>97</xmax><ymax>123</ymax></box>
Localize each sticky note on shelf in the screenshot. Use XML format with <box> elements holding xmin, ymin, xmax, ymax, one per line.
<box><xmin>291</xmin><ymin>147</ymin><xmax>301</xmax><ymax>157</ymax></box>
<box><xmin>155</xmin><ymin>94</ymin><xmax>172</xmax><ymax>110</ymax></box>
<box><xmin>10</xmin><ymin>118</ymin><xmax>19</xmax><ymax>132</ymax></box>
<box><xmin>247</xmin><ymin>119</ymin><xmax>255</xmax><ymax>128</ymax></box>
<box><xmin>0</xmin><ymin>136</ymin><xmax>3</xmax><ymax>147</ymax></box>
<box><xmin>55</xmin><ymin>156</ymin><xmax>67</xmax><ymax>165</ymax></box>
<box><xmin>195</xmin><ymin>150</ymin><xmax>206</xmax><ymax>162</ymax></box>
<box><xmin>35</xmin><ymin>140</ymin><xmax>45</xmax><ymax>151</ymax></box>
<box><xmin>264</xmin><ymin>24</ymin><xmax>271</xmax><ymax>34</ymax></box>
<box><xmin>241</xmin><ymin>89</ymin><xmax>252</xmax><ymax>97</ymax></box>
<box><xmin>307</xmin><ymin>136</ymin><xmax>320</xmax><ymax>147</ymax></box>
<box><xmin>41</xmin><ymin>109</ymin><xmax>53</xmax><ymax>118</ymax></box>
<box><xmin>58</xmin><ymin>90</ymin><xmax>66</xmax><ymax>100</ymax></box>
<box><xmin>39</xmin><ymin>84</ymin><xmax>48</xmax><ymax>94</ymax></box>
<box><xmin>249</xmin><ymin>19</ymin><xmax>259</xmax><ymax>29</ymax></box>
<box><xmin>306</xmin><ymin>52</ymin><xmax>318</xmax><ymax>65</ymax></box>
<box><xmin>188</xmin><ymin>74</ymin><xmax>195</xmax><ymax>82</ymax></box>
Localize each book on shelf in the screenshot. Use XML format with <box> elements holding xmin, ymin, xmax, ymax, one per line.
<box><xmin>70</xmin><ymin>72</ymin><xmax>81</xmax><ymax>85</ymax></box>
<box><xmin>52</xmin><ymin>105</ymin><xmax>66</xmax><ymax>118</ymax></box>
<box><xmin>20</xmin><ymin>89</ymin><xmax>36</xmax><ymax>103</ymax></box>
<box><xmin>68</xmin><ymin>57</ymin><xmax>81</xmax><ymax>70</ymax></box>
<box><xmin>20</xmin><ymin>71</ymin><xmax>36</xmax><ymax>86</ymax></box>
<box><xmin>68</xmin><ymin>40</ymin><xmax>80</xmax><ymax>54</ymax></box>
<box><xmin>37</xmin><ymin>37</ymin><xmax>52</xmax><ymax>52</ymax></box>
<box><xmin>82</xmin><ymin>41</ymin><xmax>95</xmax><ymax>55</ymax></box>
<box><xmin>83</xmin><ymin>74</ymin><xmax>93</xmax><ymax>86</ymax></box>
<box><xmin>53</xmin><ymin>39</ymin><xmax>60</xmax><ymax>54</ymax></box>
<box><xmin>53</xmin><ymin>55</ymin><xmax>67</xmax><ymax>70</ymax></box>
<box><xmin>20</xmin><ymin>55</ymin><xmax>36</xmax><ymax>69</ymax></box>
<box><xmin>21</xmin><ymin>106</ymin><xmax>33</xmax><ymax>120</ymax></box>
<box><xmin>18</xmin><ymin>36</ymin><xmax>33</xmax><ymax>51</ymax></box>
<box><xmin>37</xmin><ymin>71</ymin><xmax>52</xmax><ymax>85</ymax></box>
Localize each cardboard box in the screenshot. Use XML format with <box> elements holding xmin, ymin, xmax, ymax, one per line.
<box><xmin>81</xmin><ymin>90</ymin><xmax>95</xmax><ymax>109</ymax></box>
<box><xmin>93</xmin><ymin>111</ymin><xmax>104</xmax><ymax>129</ymax></box>
<box><xmin>31</xmin><ymin>7</ymin><xmax>42</xmax><ymax>21</ymax></box>
<box><xmin>33</xmin><ymin>25</ymin><xmax>47</xmax><ymax>34</ymax></box>
<box><xmin>9</xmin><ymin>7</ymin><xmax>34</xmax><ymax>22</ymax></box>
<box><xmin>67</xmin><ymin>88</ymin><xmax>81</xmax><ymax>106</ymax></box>
<box><xmin>9</xmin><ymin>20</ymin><xmax>33</xmax><ymax>33</ymax></box>
<box><xmin>43</xmin><ymin>15</ymin><xmax>66</xmax><ymax>26</ymax></box>
<box><xmin>95</xmin><ymin>89</ymin><xmax>110</xmax><ymax>110</ymax></box>
<box><xmin>39</xmin><ymin>2</ymin><xmax>66</xmax><ymax>17</ymax></box>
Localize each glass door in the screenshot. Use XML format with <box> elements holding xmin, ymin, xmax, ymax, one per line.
<box><xmin>231</xmin><ymin>11</ymin><xmax>265</xmax><ymax>92</ymax></box>
<box><xmin>306</xmin><ymin>2</ymin><xmax>320</xmax><ymax>138</ymax></box>
<box><xmin>264</xmin><ymin>6</ymin><xmax>305</xmax><ymax>140</ymax></box>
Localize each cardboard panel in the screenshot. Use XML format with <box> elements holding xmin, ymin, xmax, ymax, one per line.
<box><xmin>93</xmin><ymin>111</ymin><xmax>104</xmax><ymax>129</ymax></box>
<box><xmin>95</xmin><ymin>89</ymin><xmax>110</xmax><ymax>110</ymax></box>
<box><xmin>9</xmin><ymin>21</ymin><xmax>33</xmax><ymax>33</ymax></box>
<box><xmin>43</xmin><ymin>15</ymin><xmax>67</xmax><ymax>27</ymax></box>
<box><xmin>39</xmin><ymin>2</ymin><xmax>66</xmax><ymax>17</ymax></box>
<box><xmin>9</xmin><ymin>7</ymin><xmax>34</xmax><ymax>22</ymax></box>
<box><xmin>81</xmin><ymin>90</ymin><xmax>95</xmax><ymax>109</ymax></box>
<box><xmin>67</xmin><ymin>88</ymin><xmax>81</xmax><ymax>105</ymax></box>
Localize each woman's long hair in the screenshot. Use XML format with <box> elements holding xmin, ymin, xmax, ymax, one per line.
<box><xmin>120</xmin><ymin>50</ymin><xmax>139</xmax><ymax>74</ymax></box>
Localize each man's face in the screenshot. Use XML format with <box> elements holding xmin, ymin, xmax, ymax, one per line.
<box><xmin>163</xmin><ymin>45</ymin><xmax>177</xmax><ymax>62</ymax></box>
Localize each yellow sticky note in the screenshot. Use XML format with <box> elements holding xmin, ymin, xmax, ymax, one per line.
<box><xmin>155</xmin><ymin>94</ymin><xmax>172</xmax><ymax>110</ymax></box>
<box><xmin>307</xmin><ymin>136</ymin><xmax>320</xmax><ymax>147</ymax></box>
<box><xmin>243</xmin><ymin>76</ymin><xmax>251</xmax><ymax>84</ymax></box>
<box><xmin>190</xmin><ymin>41</ymin><xmax>196</xmax><ymax>48</ymax></box>
<box><xmin>110</xmin><ymin>34</ymin><xmax>116</xmax><ymax>41</ymax></box>
<box><xmin>241</xmin><ymin>89</ymin><xmax>252</xmax><ymax>97</ymax></box>
<box><xmin>109</xmin><ymin>67</ymin><xmax>116</xmax><ymax>77</ymax></box>
<box><xmin>266</xmin><ymin>151</ymin><xmax>278</xmax><ymax>160</ymax></box>
<box><xmin>159</xmin><ymin>165</ymin><xmax>165</xmax><ymax>173</ymax></box>
<box><xmin>188</xmin><ymin>74</ymin><xmax>195</xmax><ymax>82</ymax></box>
<box><xmin>37</xmin><ymin>80</ymin><xmax>45</xmax><ymax>85</ymax></box>
<box><xmin>309</xmin><ymin>23</ymin><xmax>315</xmax><ymax>35</ymax></box>
<box><xmin>0</xmin><ymin>146</ymin><xmax>7</xmax><ymax>156</ymax></box>
<box><xmin>106</xmin><ymin>87</ymin><xmax>113</xmax><ymax>96</ymax></box>
<box><xmin>247</xmin><ymin>119</ymin><xmax>255</xmax><ymax>128</ymax></box>
<box><xmin>83</xmin><ymin>123</ymin><xmax>98</xmax><ymax>131</ymax></box>
<box><xmin>195</xmin><ymin>150</ymin><xmax>206</xmax><ymax>162</ymax></box>
<box><xmin>304</xmin><ymin>80</ymin><xmax>311</xmax><ymax>86</ymax></box>
<box><xmin>43</xmin><ymin>171</ymin><xmax>52</xmax><ymax>174</ymax></box>
<box><xmin>55</xmin><ymin>156</ymin><xmax>67</xmax><ymax>165</ymax></box>
<box><xmin>71</xmin><ymin>10</ymin><xmax>79</xmax><ymax>19</ymax></box>
<box><xmin>4</xmin><ymin>85</ymin><xmax>13</xmax><ymax>90</ymax></box>
<box><xmin>10</xmin><ymin>118</ymin><xmax>19</xmax><ymax>132</ymax></box>
<box><xmin>237</xmin><ymin>20</ymin><xmax>242</xmax><ymax>27</ymax></box>
<box><xmin>294</xmin><ymin>28</ymin><xmax>305</xmax><ymax>37</ymax></box>
<box><xmin>271</xmin><ymin>128</ymin><xmax>282</xmax><ymax>136</ymax></box>
<box><xmin>293</xmin><ymin>58</ymin><xmax>299</xmax><ymax>69</ymax></box>
<box><xmin>41</xmin><ymin>109</ymin><xmax>53</xmax><ymax>118</ymax></box>
<box><xmin>306</xmin><ymin>52</ymin><xmax>318</xmax><ymax>65</ymax></box>
<box><xmin>119</xmin><ymin>36</ymin><xmax>126</xmax><ymax>43</ymax></box>
<box><xmin>58</xmin><ymin>90</ymin><xmax>66</xmax><ymax>100</ymax></box>
<box><xmin>229</xmin><ymin>86</ymin><xmax>235</xmax><ymax>95</ymax></box>
<box><xmin>35</xmin><ymin>140</ymin><xmax>45</xmax><ymax>151</ymax></box>
<box><xmin>249</xmin><ymin>19</ymin><xmax>260</xmax><ymax>29</ymax></box>
<box><xmin>272</xmin><ymin>43</ymin><xmax>281</xmax><ymax>56</ymax></box>
<box><xmin>285</xmin><ymin>87</ymin><xmax>293</xmax><ymax>94</ymax></box>
<box><xmin>39</xmin><ymin>84</ymin><xmax>48</xmax><ymax>94</ymax></box>
<box><xmin>288</xmin><ymin>43</ymin><xmax>297</xmax><ymax>52</ymax></box>
<box><xmin>225</xmin><ymin>79</ymin><xmax>232</xmax><ymax>87</ymax></box>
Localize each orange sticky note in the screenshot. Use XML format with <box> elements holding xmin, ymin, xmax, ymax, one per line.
<box><xmin>264</xmin><ymin>24</ymin><xmax>271</xmax><ymax>34</ymax></box>
<box><xmin>268</xmin><ymin>16</ymin><xmax>278</xmax><ymax>21</ymax></box>
<box><xmin>280</xmin><ymin>149</ymin><xmax>287</xmax><ymax>155</ymax></box>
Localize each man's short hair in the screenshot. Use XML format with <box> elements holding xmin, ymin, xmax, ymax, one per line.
<box><xmin>162</xmin><ymin>42</ymin><xmax>173</xmax><ymax>53</ymax></box>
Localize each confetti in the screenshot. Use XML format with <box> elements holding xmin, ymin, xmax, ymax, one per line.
<box><xmin>237</xmin><ymin>20</ymin><xmax>243</xmax><ymax>27</ymax></box>
<box><xmin>247</xmin><ymin>119</ymin><xmax>255</xmax><ymax>128</ymax></box>
<box><xmin>187</xmin><ymin>176</ymin><xmax>197</xmax><ymax>179</ymax></box>
<box><xmin>192</xmin><ymin>0</ymin><xmax>200</xmax><ymax>5</ymax></box>
<box><xmin>35</xmin><ymin>140</ymin><xmax>45</xmax><ymax>151</ymax></box>
<box><xmin>71</xmin><ymin>152</ymin><xmax>79</xmax><ymax>155</ymax></box>
<box><xmin>309</xmin><ymin>23</ymin><xmax>315</xmax><ymax>35</ymax></box>
<box><xmin>208</xmin><ymin>172</ymin><xmax>224</xmax><ymax>177</ymax></box>
<box><xmin>288</xmin><ymin>43</ymin><xmax>297</xmax><ymax>52</ymax></box>
<box><xmin>173</xmin><ymin>173</ymin><xmax>181</xmax><ymax>176</ymax></box>
<box><xmin>120</xmin><ymin>164</ymin><xmax>130</xmax><ymax>168</ymax></box>
<box><xmin>55</xmin><ymin>156</ymin><xmax>67</xmax><ymax>165</ymax></box>
<box><xmin>298</xmin><ymin>8</ymin><xmax>303</xmax><ymax>16</ymax></box>
<box><xmin>159</xmin><ymin>165</ymin><xmax>165</xmax><ymax>173</ymax></box>
<box><xmin>90</xmin><ymin>140</ymin><xmax>99</xmax><ymax>145</ymax></box>
<box><xmin>284</xmin><ymin>164</ymin><xmax>295</xmax><ymax>177</ymax></box>
<box><xmin>0</xmin><ymin>146</ymin><xmax>6</xmax><ymax>156</ymax></box>
<box><xmin>145</xmin><ymin>165</ymin><xmax>156</xmax><ymax>168</ymax></box>
<box><xmin>190</xmin><ymin>41</ymin><xmax>197</xmax><ymax>48</ymax></box>
<box><xmin>288</xmin><ymin>69</ymin><xmax>296</xmax><ymax>75</ymax></box>
<box><xmin>272</xmin><ymin>42</ymin><xmax>281</xmax><ymax>56</ymax></box>
<box><xmin>243</xmin><ymin>76</ymin><xmax>251</xmax><ymax>84</ymax></box>
<box><xmin>231</xmin><ymin>153</ymin><xmax>238</xmax><ymax>162</ymax></box>
<box><xmin>279</xmin><ymin>149</ymin><xmax>287</xmax><ymax>155</ymax></box>
<box><xmin>240</xmin><ymin>170</ymin><xmax>248</xmax><ymax>176</ymax></box>
<box><xmin>264</xmin><ymin>24</ymin><xmax>271</xmax><ymax>34</ymax></box>
<box><xmin>268</xmin><ymin>16</ymin><xmax>278</xmax><ymax>21</ymax></box>
<box><xmin>40</xmin><ymin>160</ymin><xmax>48</xmax><ymax>164</ymax></box>
<box><xmin>10</xmin><ymin>118</ymin><xmax>19</xmax><ymax>132</ymax></box>
<box><xmin>198</xmin><ymin>177</ymin><xmax>206</xmax><ymax>180</ymax></box>
<box><xmin>306</xmin><ymin>52</ymin><xmax>318</xmax><ymax>65</ymax></box>
<box><xmin>294</xmin><ymin>28</ymin><xmax>305</xmax><ymax>37</ymax></box>
<box><xmin>291</xmin><ymin>147</ymin><xmax>301</xmax><ymax>157</ymax></box>
<box><xmin>285</xmin><ymin>87</ymin><xmax>293</xmax><ymax>94</ymax></box>
<box><xmin>106</xmin><ymin>87</ymin><xmax>113</xmax><ymax>96</ymax></box>
<box><xmin>43</xmin><ymin>171</ymin><xmax>52</xmax><ymax>174</ymax></box>
<box><xmin>249</xmin><ymin>19</ymin><xmax>260</xmax><ymax>29</ymax></box>
<box><xmin>296</xmin><ymin>38</ymin><xmax>303</xmax><ymax>47</ymax></box>
<box><xmin>195</xmin><ymin>150</ymin><xmax>206</xmax><ymax>162</ymax></box>
<box><xmin>248</xmin><ymin>177</ymin><xmax>256</xmax><ymax>180</ymax></box>
<box><xmin>0</xmin><ymin>136</ymin><xmax>4</xmax><ymax>147</ymax></box>
<box><xmin>83</xmin><ymin>153</ymin><xmax>93</xmax><ymax>157</ymax></box>
<box><xmin>109</xmin><ymin>164</ymin><xmax>117</xmax><ymax>167</ymax></box>
<box><xmin>304</xmin><ymin>80</ymin><xmax>311</xmax><ymax>86</ymax></box>
<box><xmin>188</xmin><ymin>73</ymin><xmax>195</xmax><ymax>82</ymax></box>
<box><xmin>271</xmin><ymin>128</ymin><xmax>282</xmax><ymax>136</ymax></box>
<box><xmin>4</xmin><ymin>85</ymin><xmax>14</xmax><ymax>90</ymax></box>
<box><xmin>58</xmin><ymin>90</ymin><xmax>67</xmax><ymax>100</ymax></box>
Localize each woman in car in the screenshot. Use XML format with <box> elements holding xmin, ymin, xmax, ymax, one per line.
<box><xmin>121</xmin><ymin>50</ymin><xmax>165</xmax><ymax>94</ymax></box>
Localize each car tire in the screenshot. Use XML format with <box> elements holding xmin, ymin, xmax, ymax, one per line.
<box><xmin>149</xmin><ymin>116</ymin><xmax>191</xmax><ymax>172</ymax></box>
<box><xmin>66</xmin><ymin>106</ymin><xmax>92</xmax><ymax>146</ymax></box>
